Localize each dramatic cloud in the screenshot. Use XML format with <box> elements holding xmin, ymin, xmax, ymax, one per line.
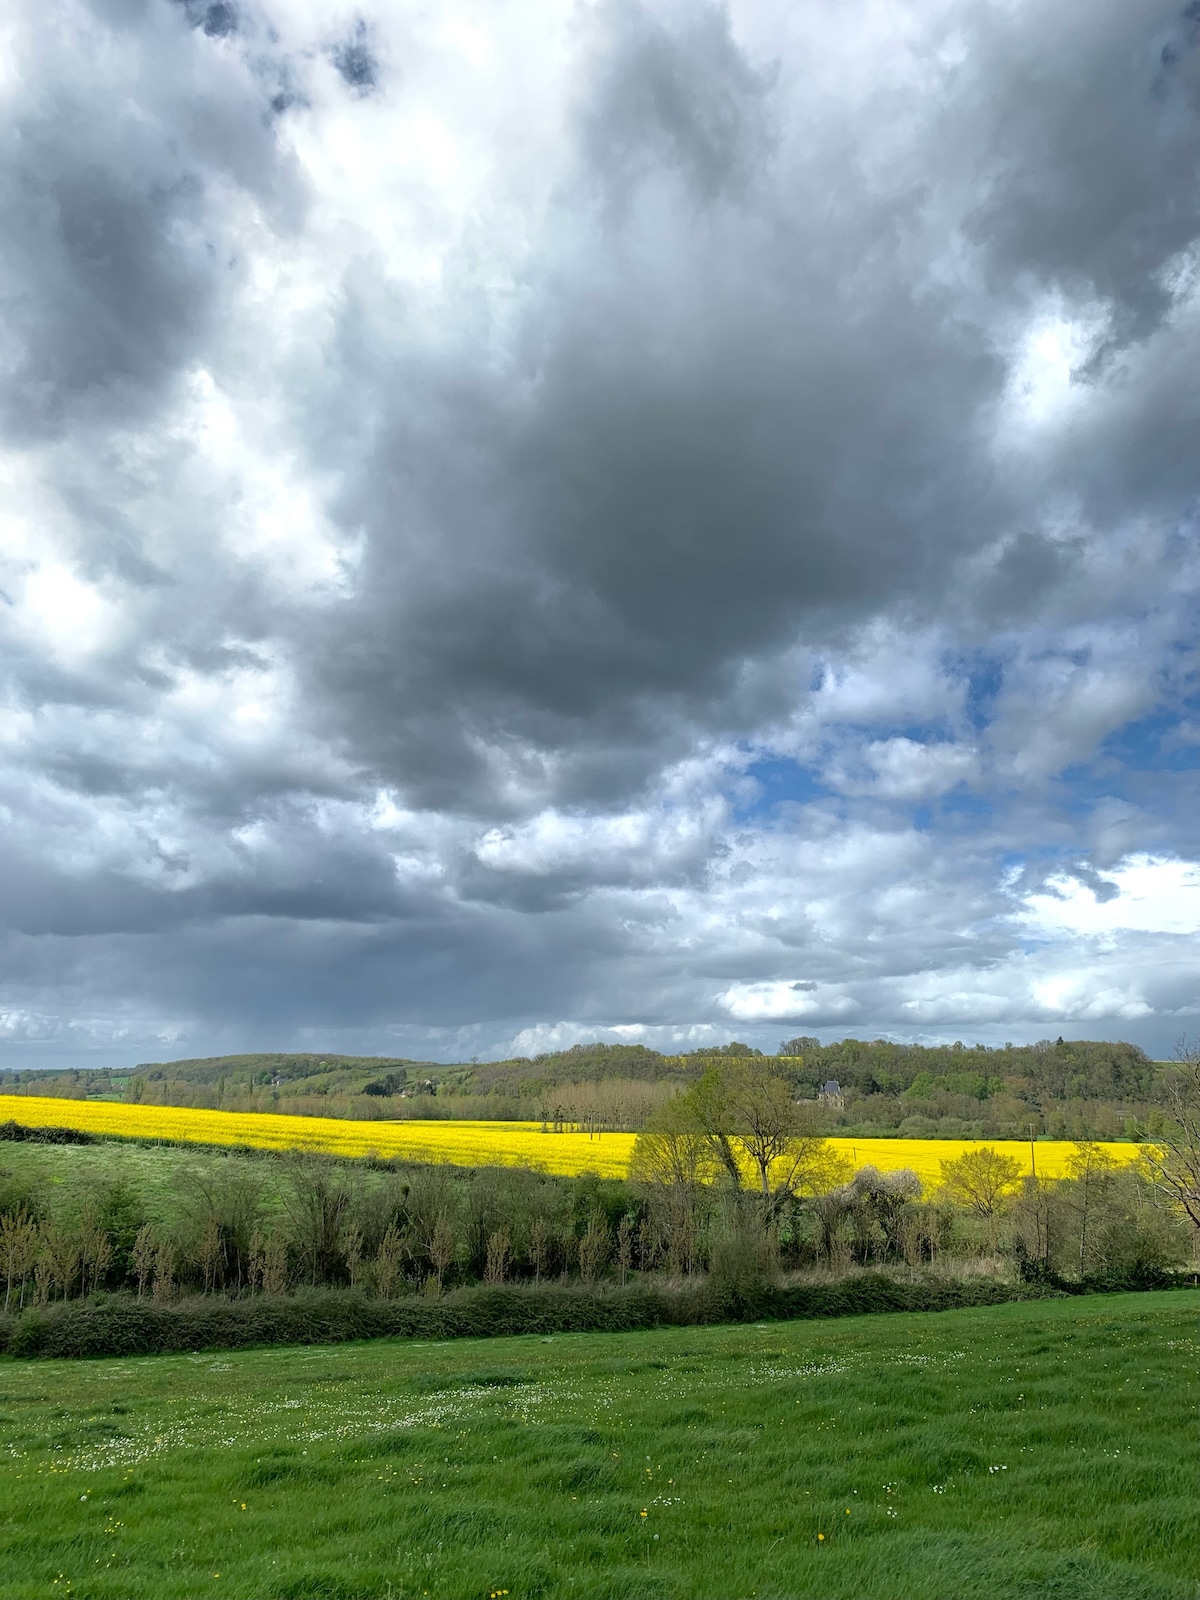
<box><xmin>0</xmin><ymin>0</ymin><xmax>1196</xmax><ymax>1066</ymax></box>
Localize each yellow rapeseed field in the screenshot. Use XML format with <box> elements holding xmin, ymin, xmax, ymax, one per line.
<box><xmin>0</xmin><ymin>1096</ymin><xmax>633</xmax><ymax>1178</ymax></box>
<box><xmin>820</xmin><ymin>1136</ymin><xmax>1140</xmax><ymax>1188</ymax></box>
<box><xmin>0</xmin><ymin>1094</ymin><xmax>1144</xmax><ymax>1190</ymax></box>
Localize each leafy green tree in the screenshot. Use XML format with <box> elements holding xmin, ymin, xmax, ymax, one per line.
<box><xmin>630</xmin><ymin>1095</ymin><xmax>710</xmax><ymax>1274</ymax></box>
<box><xmin>939</xmin><ymin>1147</ymin><xmax>1023</xmax><ymax>1219</ymax></box>
<box><xmin>728</xmin><ymin>1062</ymin><xmax>821</xmax><ymax>1202</ymax></box>
<box><xmin>282</xmin><ymin>1157</ymin><xmax>357</xmax><ymax>1285</ymax></box>
<box><xmin>636</xmin><ymin>1059</ymin><xmax>843</xmax><ymax>1230</ymax></box>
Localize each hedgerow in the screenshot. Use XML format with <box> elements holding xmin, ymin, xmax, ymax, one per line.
<box><xmin>6</xmin><ymin>1269</ymin><xmax>1190</xmax><ymax>1360</ymax></box>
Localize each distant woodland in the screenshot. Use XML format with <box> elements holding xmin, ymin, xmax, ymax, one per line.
<box><xmin>0</xmin><ymin>1035</ymin><xmax>1181</xmax><ymax>1141</ymax></box>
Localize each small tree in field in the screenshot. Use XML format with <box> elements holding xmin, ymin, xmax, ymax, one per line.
<box><xmin>529</xmin><ymin>1215</ymin><xmax>551</xmax><ymax>1285</ymax></box>
<box><xmin>374</xmin><ymin>1223</ymin><xmax>402</xmax><ymax>1299</ymax></box>
<box><xmin>131</xmin><ymin>1223</ymin><xmax>156</xmax><ymax>1299</ymax></box>
<box><xmin>37</xmin><ymin>1219</ymin><xmax>80</xmax><ymax>1303</ymax></box>
<box><xmin>343</xmin><ymin>1223</ymin><xmax>364</xmax><ymax>1290</ymax></box>
<box><xmin>637</xmin><ymin>1061</ymin><xmax>845</xmax><ymax>1241</ymax></box>
<box><xmin>1065</xmin><ymin>1141</ymin><xmax>1120</xmax><ymax>1277</ymax></box>
<box><xmin>151</xmin><ymin>1237</ymin><xmax>177</xmax><ymax>1301</ymax></box>
<box><xmin>940</xmin><ymin>1148</ymin><xmax>1023</xmax><ymax>1248</ymax></box>
<box><xmin>616</xmin><ymin>1214</ymin><xmax>635</xmax><ymax>1286</ymax></box>
<box><xmin>0</xmin><ymin>1211</ymin><xmax>38</xmax><ymax>1312</ymax></box>
<box><xmin>578</xmin><ymin>1213</ymin><xmax>609</xmax><ymax>1283</ymax></box>
<box><xmin>429</xmin><ymin>1214</ymin><xmax>455</xmax><ymax>1293</ymax></box>
<box><xmin>196</xmin><ymin>1216</ymin><xmax>225</xmax><ymax>1295</ymax></box>
<box><xmin>485</xmin><ymin>1227</ymin><xmax>510</xmax><ymax>1285</ymax></box>
<box><xmin>260</xmin><ymin>1232</ymin><xmax>289</xmax><ymax>1295</ymax></box>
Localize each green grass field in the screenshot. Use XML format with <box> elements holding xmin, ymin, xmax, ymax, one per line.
<box><xmin>0</xmin><ymin>1291</ymin><xmax>1195</xmax><ymax>1600</ymax></box>
<box><xmin>0</xmin><ymin>1139</ymin><xmax>309</xmax><ymax>1228</ymax></box>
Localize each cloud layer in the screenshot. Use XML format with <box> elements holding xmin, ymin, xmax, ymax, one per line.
<box><xmin>0</xmin><ymin>0</ymin><xmax>1196</xmax><ymax>1065</ymax></box>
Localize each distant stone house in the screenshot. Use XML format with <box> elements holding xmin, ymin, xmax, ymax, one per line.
<box><xmin>818</xmin><ymin>1079</ymin><xmax>844</xmax><ymax>1110</ymax></box>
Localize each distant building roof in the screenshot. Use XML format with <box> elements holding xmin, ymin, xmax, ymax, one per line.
<box><xmin>822</xmin><ymin>1079</ymin><xmax>841</xmax><ymax>1094</ymax></box>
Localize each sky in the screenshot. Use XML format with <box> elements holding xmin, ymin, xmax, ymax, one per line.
<box><xmin>0</xmin><ymin>0</ymin><xmax>1197</xmax><ymax>1071</ymax></box>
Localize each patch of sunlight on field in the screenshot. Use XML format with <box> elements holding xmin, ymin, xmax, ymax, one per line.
<box><xmin>0</xmin><ymin>1095</ymin><xmax>1143</xmax><ymax>1190</ymax></box>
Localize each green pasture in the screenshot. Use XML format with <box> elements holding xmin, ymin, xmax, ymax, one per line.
<box><xmin>0</xmin><ymin>1291</ymin><xmax>1195</xmax><ymax>1599</ymax></box>
<box><xmin>2</xmin><ymin>1138</ymin><xmax>221</xmax><ymax>1225</ymax></box>
<box><xmin>0</xmin><ymin>1138</ymin><xmax>298</xmax><ymax>1229</ymax></box>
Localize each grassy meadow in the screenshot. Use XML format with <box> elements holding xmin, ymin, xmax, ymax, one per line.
<box><xmin>0</xmin><ymin>1290</ymin><xmax>1195</xmax><ymax>1600</ymax></box>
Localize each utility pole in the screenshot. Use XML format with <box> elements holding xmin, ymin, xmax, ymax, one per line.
<box><xmin>1029</xmin><ymin>1122</ymin><xmax>1037</xmax><ymax>1180</ymax></box>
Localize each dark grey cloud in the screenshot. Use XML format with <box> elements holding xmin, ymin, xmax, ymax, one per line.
<box><xmin>963</xmin><ymin>3</ymin><xmax>1197</xmax><ymax>346</ymax></box>
<box><xmin>283</xmin><ymin>0</ymin><xmax>1197</xmax><ymax>814</ymax></box>
<box><xmin>0</xmin><ymin>0</ymin><xmax>305</xmax><ymax>440</ymax></box>
<box><xmin>577</xmin><ymin>0</ymin><xmax>775</xmax><ymax>208</ymax></box>
<box><xmin>0</xmin><ymin>0</ymin><xmax>1195</xmax><ymax>1064</ymax></box>
<box><xmin>333</xmin><ymin>20</ymin><xmax>379</xmax><ymax>94</ymax></box>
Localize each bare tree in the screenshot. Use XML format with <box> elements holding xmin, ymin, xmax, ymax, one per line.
<box><xmin>429</xmin><ymin>1213</ymin><xmax>455</xmax><ymax>1293</ymax></box>
<box><xmin>842</xmin><ymin>1167</ymin><xmax>922</xmax><ymax>1264</ymax></box>
<box><xmin>36</xmin><ymin>1220</ymin><xmax>80</xmax><ymax>1303</ymax></box>
<box><xmin>688</xmin><ymin>1060</ymin><xmax>848</xmax><ymax>1219</ymax></box>
<box><xmin>260</xmin><ymin>1232</ymin><xmax>289</xmax><ymax>1296</ymax></box>
<box><xmin>725</xmin><ymin>1063</ymin><xmax>826</xmax><ymax>1208</ymax></box>
<box><xmin>630</xmin><ymin>1096</ymin><xmax>709</xmax><ymax>1275</ymax></box>
<box><xmin>1144</xmin><ymin>1038</ymin><xmax>1200</xmax><ymax>1238</ymax></box>
<box><xmin>577</xmin><ymin>1213</ymin><xmax>609</xmax><ymax>1284</ymax></box>
<box><xmin>633</xmin><ymin>1063</ymin><xmax>847</xmax><ymax>1269</ymax></box>
<box><xmin>1066</xmin><ymin>1141</ymin><xmax>1120</xmax><ymax>1276</ymax></box>
<box><xmin>402</xmin><ymin>1167</ymin><xmax>459</xmax><ymax>1283</ymax></box>
<box><xmin>374</xmin><ymin>1223</ymin><xmax>403</xmax><ymax>1299</ymax></box>
<box><xmin>685</xmin><ymin>1068</ymin><xmax>744</xmax><ymax>1192</ymax></box>
<box><xmin>636</xmin><ymin>1213</ymin><xmax>659</xmax><ymax>1274</ymax></box>
<box><xmin>485</xmin><ymin>1227</ymin><xmax>511</xmax><ymax>1285</ymax></box>
<box><xmin>344</xmin><ymin>1223</ymin><xmax>364</xmax><ymax>1290</ymax></box>
<box><xmin>131</xmin><ymin>1223</ymin><xmax>157</xmax><ymax>1299</ymax></box>
<box><xmin>529</xmin><ymin>1215</ymin><xmax>551</xmax><ymax>1285</ymax></box>
<box><xmin>196</xmin><ymin>1216</ymin><xmax>226</xmax><ymax>1295</ymax></box>
<box><xmin>282</xmin><ymin>1157</ymin><xmax>356</xmax><ymax>1286</ymax></box>
<box><xmin>151</xmin><ymin>1237</ymin><xmax>177</xmax><ymax>1301</ymax></box>
<box><xmin>180</xmin><ymin>1165</ymin><xmax>263</xmax><ymax>1292</ymax></box>
<box><xmin>1009</xmin><ymin>1177</ymin><xmax>1064</xmax><ymax>1280</ymax></box>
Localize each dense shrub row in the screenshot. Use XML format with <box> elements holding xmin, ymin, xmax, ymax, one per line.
<box><xmin>0</xmin><ymin>1274</ymin><xmax>1034</xmax><ymax>1358</ymax></box>
<box><xmin>3</xmin><ymin>1267</ymin><xmax>1190</xmax><ymax>1361</ymax></box>
<box><xmin>0</xmin><ymin>1120</ymin><xmax>96</xmax><ymax>1145</ymax></box>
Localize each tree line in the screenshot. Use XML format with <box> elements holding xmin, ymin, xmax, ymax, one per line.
<box><xmin>2</xmin><ymin>1049</ymin><xmax>1196</xmax><ymax>1315</ymax></box>
<box><xmin>627</xmin><ymin>1057</ymin><xmax>1194</xmax><ymax>1285</ymax></box>
<box><xmin>0</xmin><ymin>1035</ymin><xmax>1175</xmax><ymax>1142</ymax></box>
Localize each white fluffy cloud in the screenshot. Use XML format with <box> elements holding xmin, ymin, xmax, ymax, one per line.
<box><xmin>1018</xmin><ymin>856</ymin><xmax>1200</xmax><ymax>940</ymax></box>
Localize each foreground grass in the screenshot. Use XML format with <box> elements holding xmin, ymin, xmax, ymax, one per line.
<box><xmin>0</xmin><ymin>1292</ymin><xmax>1195</xmax><ymax>1600</ymax></box>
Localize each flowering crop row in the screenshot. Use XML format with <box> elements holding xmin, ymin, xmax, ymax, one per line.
<box><xmin>0</xmin><ymin>1096</ymin><xmax>634</xmax><ymax>1177</ymax></box>
<box><xmin>0</xmin><ymin>1094</ymin><xmax>1143</xmax><ymax>1189</ymax></box>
